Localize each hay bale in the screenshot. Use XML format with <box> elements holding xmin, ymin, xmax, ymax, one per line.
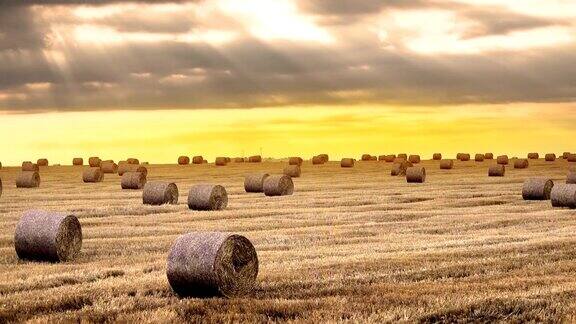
<box><xmin>215</xmin><ymin>157</ymin><xmax>228</xmax><ymax>166</ymax></box>
<box><xmin>439</xmin><ymin>159</ymin><xmax>454</xmax><ymax>170</ymax></box>
<box><xmin>88</xmin><ymin>157</ymin><xmax>101</xmax><ymax>167</ymax></box>
<box><xmin>385</xmin><ymin>155</ymin><xmax>396</xmax><ymax>162</ymax></box>
<box><xmin>475</xmin><ymin>154</ymin><xmax>484</xmax><ymax>162</ymax></box>
<box><xmin>16</xmin><ymin>171</ymin><xmax>40</xmax><ymax>188</ymax></box>
<box><xmin>263</xmin><ymin>175</ymin><xmax>294</xmax><ymax>196</ymax></box>
<box><xmin>522</xmin><ymin>178</ymin><xmax>554</xmax><ymax>200</ymax></box>
<box><xmin>484</xmin><ymin>153</ymin><xmax>494</xmax><ymax>159</ymax></box>
<box><xmin>340</xmin><ymin>158</ymin><xmax>354</xmax><ymax>168</ymax></box>
<box><xmin>288</xmin><ymin>157</ymin><xmax>303</xmax><ymax>166</ymax></box>
<box><xmin>127</xmin><ymin>158</ymin><xmax>139</xmax><ymax>165</ymax></box>
<box><xmin>562</xmin><ymin>152</ymin><xmax>571</xmax><ymax>159</ymax></box>
<box><xmin>37</xmin><ymin>159</ymin><xmax>48</xmax><ymax>167</ymax></box>
<box><xmin>317</xmin><ymin>154</ymin><xmax>329</xmax><ymax>163</ymax></box>
<box><xmin>397</xmin><ymin>154</ymin><xmax>407</xmax><ymax>160</ymax></box>
<box><xmin>568</xmin><ymin>154</ymin><xmax>576</xmax><ymax>162</ymax></box>
<box><xmin>188</xmin><ymin>184</ymin><xmax>228</xmax><ymax>210</ymax></box>
<box><xmin>22</xmin><ymin>162</ymin><xmax>39</xmax><ymax>171</ymax></box>
<box><xmin>369</xmin><ymin>156</ymin><xmax>377</xmax><ymax>161</ymax></box>
<box><xmin>14</xmin><ymin>210</ymin><xmax>82</xmax><ymax>262</ymax></box>
<box><xmin>192</xmin><ymin>156</ymin><xmax>204</xmax><ymax>164</ymax></box>
<box><xmin>234</xmin><ymin>157</ymin><xmax>245</xmax><ymax>163</ymax></box>
<box><xmin>408</xmin><ymin>155</ymin><xmax>421</xmax><ymax>164</ymax></box>
<box><xmin>121</xmin><ymin>171</ymin><xmax>147</xmax><ymax>189</ymax></box>
<box><xmin>178</xmin><ymin>156</ymin><xmax>190</xmax><ymax>165</ymax></box>
<box><xmin>567</xmin><ymin>172</ymin><xmax>576</xmax><ymax>184</ymax></box>
<box><xmin>166</xmin><ymin>232</ymin><xmax>258</xmax><ymax>298</ymax></box>
<box><xmin>406</xmin><ymin>167</ymin><xmax>426</xmax><ymax>183</ymax></box>
<box><xmin>391</xmin><ymin>161</ymin><xmax>411</xmax><ymax>176</ymax></box>
<box><xmin>118</xmin><ymin>164</ymin><xmax>147</xmax><ymax>176</ymax></box>
<box><xmin>527</xmin><ymin>153</ymin><xmax>539</xmax><ymax>160</ymax></box>
<box><xmin>378</xmin><ymin>155</ymin><xmax>386</xmax><ymax>161</ymax></box>
<box><xmin>497</xmin><ymin>155</ymin><xmax>509</xmax><ymax>165</ymax></box>
<box><xmin>143</xmin><ymin>182</ymin><xmax>178</xmax><ymax>205</ymax></box>
<box><xmin>514</xmin><ymin>159</ymin><xmax>529</xmax><ymax>169</ymax></box>
<box><xmin>488</xmin><ymin>165</ymin><xmax>505</xmax><ymax>177</ymax></box>
<box><xmin>459</xmin><ymin>153</ymin><xmax>471</xmax><ymax>161</ymax></box>
<box><xmin>82</xmin><ymin>167</ymin><xmax>104</xmax><ymax>183</ymax></box>
<box><xmin>283</xmin><ymin>165</ymin><xmax>301</xmax><ymax>178</ymax></box>
<box><xmin>100</xmin><ymin>160</ymin><xmax>117</xmax><ymax>174</ymax></box>
<box><xmin>244</xmin><ymin>173</ymin><xmax>270</xmax><ymax>193</ymax></box>
<box><xmin>72</xmin><ymin>158</ymin><xmax>83</xmax><ymax>166</ymax></box>
<box><xmin>551</xmin><ymin>184</ymin><xmax>576</xmax><ymax>208</ymax></box>
<box><xmin>545</xmin><ymin>153</ymin><xmax>556</xmax><ymax>162</ymax></box>
<box><xmin>312</xmin><ymin>156</ymin><xmax>324</xmax><ymax>165</ymax></box>
<box><xmin>248</xmin><ymin>156</ymin><xmax>262</xmax><ymax>163</ymax></box>
<box><xmin>361</xmin><ymin>154</ymin><xmax>371</xmax><ymax>161</ymax></box>
<box><xmin>433</xmin><ymin>153</ymin><xmax>442</xmax><ymax>160</ymax></box>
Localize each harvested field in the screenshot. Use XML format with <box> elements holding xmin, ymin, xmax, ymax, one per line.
<box><xmin>1</xmin><ymin>159</ymin><xmax>576</xmax><ymax>322</ymax></box>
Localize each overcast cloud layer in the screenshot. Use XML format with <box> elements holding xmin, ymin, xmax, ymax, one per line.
<box><xmin>0</xmin><ymin>0</ymin><xmax>575</xmax><ymax>111</ymax></box>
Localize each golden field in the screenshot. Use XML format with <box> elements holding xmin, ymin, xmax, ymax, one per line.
<box><xmin>0</xmin><ymin>158</ymin><xmax>576</xmax><ymax>322</ymax></box>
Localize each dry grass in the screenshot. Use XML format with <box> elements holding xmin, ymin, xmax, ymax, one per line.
<box><xmin>1</xmin><ymin>159</ymin><xmax>576</xmax><ymax>322</ymax></box>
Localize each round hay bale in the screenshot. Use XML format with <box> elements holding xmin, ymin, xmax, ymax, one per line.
<box><xmin>16</xmin><ymin>171</ymin><xmax>40</xmax><ymax>188</ymax></box>
<box><xmin>100</xmin><ymin>161</ymin><xmax>117</xmax><ymax>174</ymax></box>
<box><xmin>178</xmin><ymin>156</ymin><xmax>190</xmax><ymax>165</ymax></box>
<box><xmin>166</xmin><ymin>232</ymin><xmax>258</xmax><ymax>298</ymax></box>
<box><xmin>497</xmin><ymin>155</ymin><xmax>509</xmax><ymax>165</ymax></box>
<box><xmin>121</xmin><ymin>171</ymin><xmax>147</xmax><ymax>189</ymax></box>
<box><xmin>14</xmin><ymin>210</ymin><xmax>82</xmax><ymax>262</ymax></box>
<box><xmin>514</xmin><ymin>159</ymin><xmax>529</xmax><ymax>169</ymax></box>
<box><xmin>475</xmin><ymin>154</ymin><xmax>485</xmax><ymax>162</ymax></box>
<box><xmin>522</xmin><ymin>178</ymin><xmax>554</xmax><ymax>200</ymax></box>
<box><xmin>143</xmin><ymin>182</ymin><xmax>178</xmax><ymax>205</ymax></box>
<box><xmin>439</xmin><ymin>159</ymin><xmax>454</xmax><ymax>170</ymax></box>
<box><xmin>488</xmin><ymin>165</ymin><xmax>505</xmax><ymax>177</ymax></box>
<box><xmin>567</xmin><ymin>172</ymin><xmax>576</xmax><ymax>184</ymax></box>
<box><xmin>459</xmin><ymin>153</ymin><xmax>471</xmax><ymax>161</ymax></box>
<box><xmin>340</xmin><ymin>158</ymin><xmax>354</xmax><ymax>168</ymax></box>
<box><xmin>283</xmin><ymin>165</ymin><xmax>301</xmax><ymax>178</ymax></box>
<box><xmin>378</xmin><ymin>155</ymin><xmax>386</xmax><ymax>161</ymax></box>
<box><xmin>234</xmin><ymin>157</ymin><xmax>245</xmax><ymax>163</ymax></box>
<box><xmin>317</xmin><ymin>154</ymin><xmax>329</xmax><ymax>163</ymax></box>
<box><xmin>551</xmin><ymin>184</ymin><xmax>576</xmax><ymax>208</ymax></box>
<box><xmin>361</xmin><ymin>154</ymin><xmax>372</xmax><ymax>161</ymax></box>
<box><xmin>248</xmin><ymin>156</ymin><xmax>262</xmax><ymax>163</ymax></box>
<box><xmin>192</xmin><ymin>156</ymin><xmax>204</xmax><ymax>164</ymax></box>
<box><xmin>408</xmin><ymin>155</ymin><xmax>421</xmax><ymax>164</ymax></box>
<box><xmin>527</xmin><ymin>153</ymin><xmax>539</xmax><ymax>160</ymax></box>
<box><xmin>288</xmin><ymin>157</ymin><xmax>303</xmax><ymax>166</ymax></box>
<box><xmin>22</xmin><ymin>162</ymin><xmax>39</xmax><ymax>171</ymax></box>
<box><xmin>391</xmin><ymin>161</ymin><xmax>411</xmax><ymax>176</ymax></box>
<box><xmin>385</xmin><ymin>155</ymin><xmax>396</xmax><ymax>162</ymax></box>
<box><xmin>568</xmin><ymin>154</ymin><xmax>576</xmax><ymax>162</ymax></box>
<box><xmin>562</xmin><ymin>152</ymin><xmax>571</xmax><ymax>159</ymax></box>
<box><xmin>263</xmin><ymin>175</ymin><xmax>294</xmax><ymax>196</ymax></box>
<box><xmin>244</xmin><ymin>173</ymin><xmax>270</xmax><ymax>193</ymax></box>
<box><xmin>118</xmin><ymin>164</ymin><xmax>147</xmax><ymax>176</ymax></box>
<box><xmin>215</xmin><ymin>157</ymin><xmax>228</xmax><ymax>166</ymax></box>
<box><xmin>406</xmin><ymin>167</ymin><xmax>426</xmax><ymax>183</ymax></box>
<box><xmin>82</xmin><ymin>167</ymin><xmax>103</xmax><ymax>183</ymax></box>
<box><xmin>188</xmin><ymin>184</ymin><xmax>228</xmax><ymax>210</ymax></box>
<box><xmin>72</xmin><ymin>158</ymin><xmax>83</xmax><ymax>166</ymax></box>
<box><xmin>127</xmin><ymin>158</ymin><xmax>139</xmax><ymax>165</ymax></box>
<box><xmin>88</xmin><ymin>157</ymin><xmax>101</xmax><ymax>167</ymax></box>
<box><xmin>370</xmin><ymin>156</ymin><xmax>377</xmax><ymax>161</ymax></box>
<box><xmin>397</xmin><ymin>154</ymin><xmax>407</xmax><ymax>160</ymax></box>
<box><xmin>545</xmin><ymin>153</ymin><xmax>556</xmax><ymax>162</ymax></box>
<box><xmin>312</xmin><ymin>156</ymin><xmax>324</xmax><ymax>165</ymax></box>
<box><xmin>37</xmin><ymin>159</ymin><xmax>48</xmax><ymax>167</ymax></box>
<box><xmin>484</xmin><ymin>153</ymin><xmax>494</xmax><ymax>160</ymax></box>
<box><xmin>433</xmin><ymin>153</ymin><xmax>442</xmax><ymax>160</ymax></box>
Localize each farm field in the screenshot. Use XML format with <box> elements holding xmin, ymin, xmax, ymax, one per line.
<box><xmin>1</xmin><ymin>159</ymin><xmax>576</xmax><ymax>322</ymax></box>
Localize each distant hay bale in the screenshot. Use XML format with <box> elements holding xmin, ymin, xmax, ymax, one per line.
<box><xmin>14</xmin><ymin>210</ymin><xmax>82</xmax><ymax>262</ymax></box>
<box><xmin>118</xmin><ymin>164</ymin><xmax>147</xmax><ymax>176</ymax></box>
<box><xmin>527</xmin><ymin>153</ymin><xmax>539</xmax><ymax>159</ymax></box>
<box><xmin>192</xmin><ymin>156</ymin><xmax>204</xmax><ymax>164</ymax></box>
<box><xmin>340</xmin><ymin>158</ymin><xmax>355</xmax><ymax>168</ymax></box>
<box><xmin>121</xmin><ymin>171</ymin><xmax>147</xmax><ymax>189</ymax></box>
<box><xmin>439</xmin><ymin>159</ymin><xmax>454</xmax><ymax>170</ymax></box>
<box><xmin>562</xmin><ymin>152</ymin><xmax>571</xmax><ymax>159</ymax></box>
<box><xmin>545</xmin><ymin>153</ymin><xmax>556</xmax><ymax>162</ymax></box>
<box><xmin>514</xmin><ymin>159</ymin><xmax>529</xmax><ymax>169</ymax></box>
<box><xmin>248</xmin><ymin>155</ymin><xmax>262</xmax><ymax>163</ymax></box>
<box><xmin>288</xmin><ymin>157</ymin><xmax>303</xmax><ymax>166</ymax></box>
<box><xmin>568</xmin><ymin>154</ymin><xmax>576</xmax><ymax>162</ymax></box>
<box><xmin>283</xmin><ymin>165</ymin><xmax>301</xmax><ymax>178</ymax></box>
<box><xmin>312</xmin><ymin>156</ymin><xmax>324</xmax><ymax>165</ymax></box>
<box><xmin>100</xmin><ymin>161</ymin><xmax>118</xmax><ymax>174</ymax></box>
<box><xmin>361</xmin><ymin>154</ymin><xmax>372</xmax><ymax>161</ymax></box>
<box><xmin>234</xmin><ymin>157</ymin><xmax>245</xmax><ymax>163</ymax></box>
<box><xmin>378</xmin><ymin>155</ymin><xmax>386</xmax><ymax>161</ymax></box>
<box><xmin>408</xmin><ymin>155</ymin><xmax>421</xmax><ymax>164</ymax></box>
<box><xmin>82</xmin><ymin>167</ymin><xmax>104</xmax><ymax>183</ymax></box>
<box><xmin>127</xmin><ymin>158</ymin><xmax>139</xmax><ymax>165</ymax></box>
<box><xmin>391</xmin><ymin>161</ymin><xmax>411</xmax><ymax>176</ymax></box>
<box><xmin>370</xmin><ymin>156</ymin><xmax>377</xmax><ymax>161</ymax></box>
<box><xmin>406</xmin><ymin>167</ymin><xmax>426</xmax><ymax>183</ymax></box>
<box><xmin>16</xmin><ymin>171</ymin><xmax>40</xmax><ymax>188</ymax></box>
<box><xmin>497</xmin><ymin>155</ymin><xmax>509</xmax><ymax>165</ymax></box>
<box><xmin>143</xmin><ymin>182</ymin><xmax>178</xmax><ymax>205</ymax></box>
<box><xmin>244</xmin><ymin>173</ymin><xmax>270</xmax><ymax>193</ymax></box>
<box><xmin>484</xmin><ymin>153</ymin><xmax>494</xmax><ymax>159</ymax></box>
<box><xmin>88</xmin><ymin>157</ymin><xmax>101</xmax><ymax>167</ymax></box>
<box><xmin>72</xmin><ymin>158</ymin><xmax>83</xmax><ymax>166</ymax></box>
<box><xmin>385</xmin><ymin>155</ymin><xmax>396</xmax><ymax>162</ymax></box>
<box><xmin>188</xmin><ymin>184</ymin><xmax>228</xmax><ymax>210</ymax></box>
<box><xmin>215</xmin><ymin>157</ymin><xmax>228</xmax><ymax>166</ymax></box>
<box><xmin>459</xmin><ymin>153</ymin><xmax>471</xmax><ymax>161</ymax></box>
<box><xmin>475</xmin><ymin>154</ymin><xmax>485</xmax><ymax>162</ymax></box>
<box><xmin>433</xmin><ymin>153</ymin><xmax>442</xmax><ymax>160</ymax></box>
<box><xmin>22</xmin><ymin>162</ymin><xmax>39</xmax><ymax>171</ymax></box>
<box><xmin>522</xmin><ymin>178</ymin><xmax>554</xmax><ymax>200</ymax></box>
<box><xmin>551</xmin><ymin>184</ymin><xmax>576</xmax><ymax>208</ymax></box>
<box><xmin>488</xmin><ymin>165</ymin><xmax>505</xmax><ymax>177</ymax></box>
<box><xmin>397</xmin><ymin>154</ymin><xmax>407</xmax><ymax>160</ymax></box>
<box><xmin>263</xmin><ymin>175</ymin><xmax>294</xmax><ymax>196</ymax></box>
<box><xmin>567</xmin><ymin>172</ymin><xmax>576</xmax><ymax>184</ymax></box>
<box><xmin>166</xmin><ymin>232</ymin><xmax>258</xmax><ymax>298</ymax></box>
<box><xmin>317</xmin><ymin>154</ymin><xmax>329</xmax><ymax>163</ymax></box>
<box><xmin>178</xmin><ymin>156</ymin><xmax>190</xmax><ymax>165</ymax></box>
<box><xmin>37</xmin><ymin>159</ymin><xmax>48</xmax><ymax>167</ymax></box>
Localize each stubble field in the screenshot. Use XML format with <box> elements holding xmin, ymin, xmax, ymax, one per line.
<box><xmin>1</xmin><ymin>158</ymin><xmax>576</xmax><ymax>322</ymax></box>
